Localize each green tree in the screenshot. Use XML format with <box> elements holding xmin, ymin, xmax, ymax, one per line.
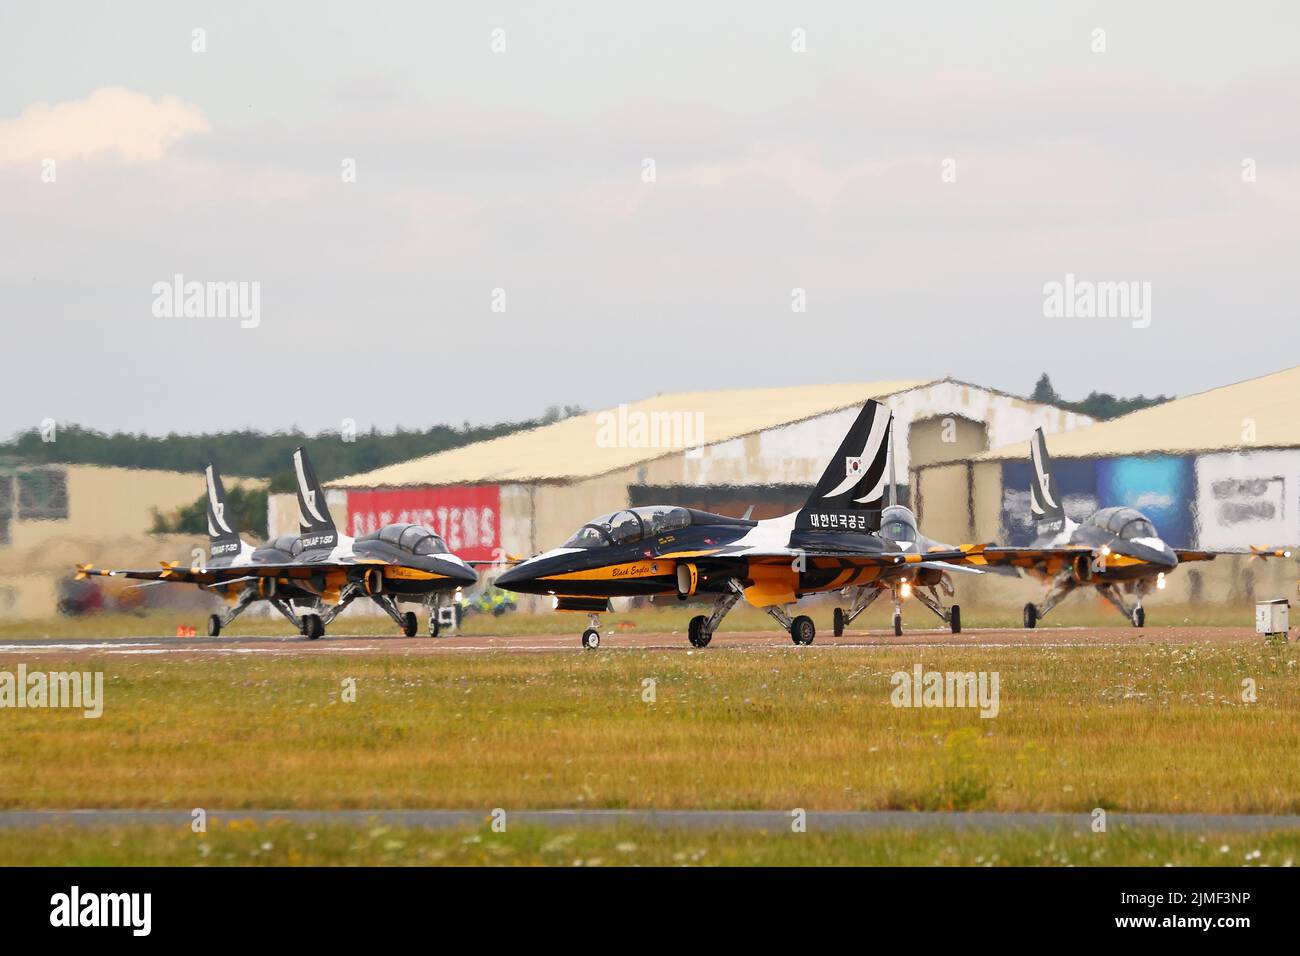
<box><xmin>151</xmin><ymin>485</ymin><xmax>271</xmax><ymax>538</ymax></box>
<box><xmin>1030</xmin><ymin>373</ymin><xmax>1060</xmax><ymax>405</ymax></box>
<box><xmin>1029</xmin><ymin>373</ymin><xmax>1169</xmax><ymax>420</ymax></box>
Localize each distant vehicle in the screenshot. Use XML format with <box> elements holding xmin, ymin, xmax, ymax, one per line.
<box><xmin>975</xmin><ymin>428</ymin><xmax>1292</xmax><ymax>627</ymax></box>
<box><xmin>461</xmin><ymin>584</ymin><xmax>518</xmax><ymax>617</ymax></box>
<box><xmin>496</xmin><ymin>400</ymin><xmax>981</xmax><ymax>648</ymax></box>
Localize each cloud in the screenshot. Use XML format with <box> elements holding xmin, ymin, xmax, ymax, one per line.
<box><xmin>0</xmin><ymin>87</ymin><xmax>209</xmax><ymax>166</ymax></box>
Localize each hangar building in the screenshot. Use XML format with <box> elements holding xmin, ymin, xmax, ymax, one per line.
<box><xmin>0</xmin><ymin>463</ymin><xmax>253</xmax><ymax>617</ymax></box>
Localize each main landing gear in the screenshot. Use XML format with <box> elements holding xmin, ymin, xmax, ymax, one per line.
<box><xmin>831</xmin><ymin>578</ymin><xmax>961</xmax><ymax>638</ymax></box>
<box><xmin>369</xmin><ymin>593</ymin><xmax>434</xmax><ymax>637</ymax></box>
<box><xmin>687</xmin><ymin>587</ymin><xmax>743</xmax><ymax>648</ymax></box>
<box><xmin>709</xmin><ymin>579</ymin><xmax>815</xmax><ymax>646</ymax></box>
<box><xmin>1023</xmin><ymin>575</ymin><xmax>1149</xmax><ymax>629</ymax></box>
<box><xmin>259</xmin><ymin>584</ymin><xmax>443</xmax><ymax>642</ymax></box>
<box><xmin>832</xmin><ymin>586</ymin><xmax>882</xmax><ymax>637</ymax></box>
<box><xmin>1099</xmin><ymin>581</ymin><xmax>1148</xmax><ymax>628</ymax></box>
<box><xmin>1022</xmin><ymin>571</ymin><xmax>1076</xmax><ymax>629</ymax></box>
<box><xmin>912</xmin><ymin>576</ymin><xmax>962</xmax><ymax>635</ymax></box>
<box><xmin>756</xmin><ymin>596</ymin><xmax>816</xmax><ymax>645</ymax></box>
<box><xmin>206</xmin><ymin>587</ymin><xmax>261</xmax><ymax>637</ymax></box>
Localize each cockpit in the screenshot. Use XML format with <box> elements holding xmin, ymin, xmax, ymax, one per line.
<box><xmin>358</xmin><ymin>523</ymin><xmax>450</xmax><ymax>555</ymax></box>
<box><xmin>259</xmin><ymin>534</ymin><xmax>302</xmax><ymax>557</ymax></box>
<box><xmin>1092</xmin><ymin>507</ymin><xmax>1157</xmax><ymax>540</ymax></box>
<box><xmin>879</xmin><ymin>505</ymin><xmax>918</xmax><ymax>543</ymax></box>
<box><xmin>563</xmin><ymin>506</ymin><xmax>693</xmax><ymax>548</ymax></box>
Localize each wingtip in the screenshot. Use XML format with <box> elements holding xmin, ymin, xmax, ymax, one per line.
<box><xmin>1249</xmin><ymin>545</ymin><xmax>1294</xmax><ymax>559</ymax></box>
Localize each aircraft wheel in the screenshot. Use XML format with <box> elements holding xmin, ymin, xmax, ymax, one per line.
<box><xmin>790</xmin><ymin>615</ymin><xmax>816</xmax><ymax>645</ymax></box>
<box><xmin>401</xmin><ymin>611</ymin><xmax>418</xmax><ymax>637</ymax></box>
<box><xmin>687</xmin><ymin>615</ymin><xmax>712</xmax><ymax>648</ymax></box>
<box><xmin>1131</xmin><ymin>606</ymin><xmax>1145</xmax><ymax>629</ymax></box>
<box><xmin>893</xmin><ymin>613</ymin><xmax>903</xmax><ymax>637</ymax></box>
<box><xmin>581</xmin><ymin>628</ymin><xmax>601</xmax><ymax>649</ymax></box>
<box><xmin>207</xmin><ymin>614</ymin><xmax>221</xmax><ymax>638</ymax></box>
<box><xmin>429</xmin><ymin>616</ymin><xmax>440</xmax><ymax>638</ymax></box>
<box><xmin>303</xmin><ymin>614</ymin><xmax>324</xmax><ymax>640</ymax></box>
<box><xmin>832</xmin><ymin>607</ymin><xmax>845</xmax><ymax>637</ymax></box>
<box><xmin>950</xmin><ymin>605</ymin><xmax>962</xmax><ymax>634</ymax></box>
<box><xmin>1023</xmin><ymin>603</ymin><xmax>1038</xmax><ymax>629</ymax></box>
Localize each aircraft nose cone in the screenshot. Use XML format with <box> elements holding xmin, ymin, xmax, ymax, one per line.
<box><xmin>495</xmin><ymin>560</ymin><xmax>546</xmax><ymax>593</ymax></box>
<box><xmin>432</xmin><ymin>557</ymin><xmax>479</xmax><ymax>585</ymax></box>
<box><xmin>1128</xmin><ymin>538</ymin><xmax>1178</xmax><ymax>569</ymax></box>
<box><xmin>450</xmin><ymin>561</ymin><xmax>480</xmax><ymax>585</ymax></box>
<box><xmin>494</xmin><ymin>564</ymin><xmax>526</xmax><ymax>589</ymax></box>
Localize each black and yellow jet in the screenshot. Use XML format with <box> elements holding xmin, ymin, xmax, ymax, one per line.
<box><xmin>76</xmin><ymin>462</ymin><xmax>317</xmax><ymax>635</ymax></box>
<box><xmin>972</xmin><ymin>428</ymin><xmax>1292</xmax><ymax>627</ymax></box>
<box><xmin>496</xmin><ymin>400</ymin><xmax>981</xmax><ymax>648</ymax></box>
<box><xmin>78</xmin><ymin>448</ymin><xmax>477</xmax><ymax>639</ymax></box>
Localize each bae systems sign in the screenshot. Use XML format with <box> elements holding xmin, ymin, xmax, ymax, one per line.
<box><xmin>346</xmin><ymin>485</ymin><xmax>501</xmax><ymax>562</ymax></box>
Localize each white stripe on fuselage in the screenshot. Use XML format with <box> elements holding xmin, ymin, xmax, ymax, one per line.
<box><xmin>729</xmin><ymin>511</ymin><xmax>799</xmax><ymax>555</ymax></box>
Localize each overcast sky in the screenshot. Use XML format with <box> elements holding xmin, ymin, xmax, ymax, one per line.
<box><xmin>2</xmin><ymin>1</ymin><xmax>1298</xmax><ymax>438</ymax></box>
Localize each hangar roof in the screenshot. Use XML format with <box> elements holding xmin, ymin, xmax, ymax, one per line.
<box><xmin>334</xmin><ymin>380</ymin><xmax>934</xmax><ymax>487</ymax></box>
<box><xmin>976</xmin><ymin>365</ymin><xmax>1300</xmax><ymax>462</ymax></box>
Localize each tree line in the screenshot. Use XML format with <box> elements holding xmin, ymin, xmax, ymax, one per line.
<box><xmin>1029</xmin><ymin>374</ymin><xmax>1170</xmax><ymax>420</ymax></box>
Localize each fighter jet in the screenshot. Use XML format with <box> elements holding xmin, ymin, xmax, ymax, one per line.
<box><xmin>495</xmin><ymin>400</ymin><xmax>980</xmax><ymax>648</ymax></box>
<box><xmin>78</xmin><ymin>449</ymin><xmax>479</xmax><ymax>639</ymax></box>
<box><xmin>266</xmin><ymin>446</ymin><xmax>480</xmax><ymax>638</ymax></box>
<box><xmin>829</xmin><ymin>426</ymin><xmax>984</xmax><ymax>638</ymax></box>
<box><xmin>975</xmin><ymin>428</ymin><xmax>1292</xmax><ymax>627</ymax></box>
<box><xmin>76</xmin><ymin>463</ymin><xmax>318</xmax><ymax>636</ymax></box>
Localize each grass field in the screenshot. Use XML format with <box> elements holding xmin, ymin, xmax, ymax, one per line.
<box><xmin>2</xmin><ymin>642</ymin><xmax>1297</xmax><ymax>815</ymax></box>
<box><xmin>0</xmin><ymin>598</ymin><xmax>1268</xmax><ymax>640</ymax></box>
<box><xmin>2</xmin><ymin>820</ymin><xmax>1297</xmax><ymax>866</ymax></box>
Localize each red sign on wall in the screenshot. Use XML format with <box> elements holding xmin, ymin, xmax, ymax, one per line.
<box><xmin>345</xmin><ymin>485</ymin><xmax>501</xmax><ymax>562</ymax></box>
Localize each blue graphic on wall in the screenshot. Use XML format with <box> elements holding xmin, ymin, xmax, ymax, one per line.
<box><xmin>1000</xmin><ymin>456</ymin><xmax>1195</xmax><ymax>546</ymax></box>
<box><xmin>1001</xmin><ymin>459</ymin><xmax>1098</xmax><ymax>545</ymax></box>
<box><xmin>1096</xmin><ymin>456</ymin><xmax>1194</xmax><ymax>547</ymax></box>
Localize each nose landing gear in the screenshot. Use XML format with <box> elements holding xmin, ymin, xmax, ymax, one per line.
<box><xmin>581</xmin><ymin>614</ymin><xmax>602</xmax><ymax>649</ymax></box>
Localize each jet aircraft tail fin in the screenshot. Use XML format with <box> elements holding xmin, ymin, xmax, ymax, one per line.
<box><xmin>887</xmin><ymin>416</ymin><xmax>899</xmax><ymax>508</ymax></box>
<box><xmin>796</xmin><ymin>399</ymin><xmax>892</xmax><ymax>532</ymax></box>
<box><xmin>1028</xmin><ymin>427</ymin><xmax>1066</xmax><ymax>536</ymax></box>
<box><xmin>293</xmin><ymin>446</ymin><xmax>339</xmax><ymax>549</ymax></box>
<box><xmin>205</xmin><ymin>463</ymin><xmax>242</xmax><ymax>560</ymax></box>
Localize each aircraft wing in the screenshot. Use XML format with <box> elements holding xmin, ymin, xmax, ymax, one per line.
<box><xmin>968</xmin><ymin>547</ymin><xmax>1095</xmax><ymax>575</ymax></box>
<box><xmin>1175</xmin><ymin>546</ymin><xmax>1292</xmax><ymax>563</ymax></box>
<box><xmin>75</xmin><ymin>561</ymin><xmax>308</xmax><ymax>586</ymax></box>
<box><xmin>1172</xmin><ymin>550</ymin><xmax>1216</xmax><ymax>563</ymax></box>
<box><xmin>737</xmin><ymin>548</ymin><xmax>980</xmax><ymax>569</ymax></box>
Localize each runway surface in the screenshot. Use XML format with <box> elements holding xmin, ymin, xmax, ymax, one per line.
<box><xmin>2</xmin><ymin>808</ymin><xmax>1299</xmax><ymax>832</ymax></box>
<box><xmin>0</xmin><ymin>625</ymin><xmax>1273</xmax><ymax>658</ymax></box>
